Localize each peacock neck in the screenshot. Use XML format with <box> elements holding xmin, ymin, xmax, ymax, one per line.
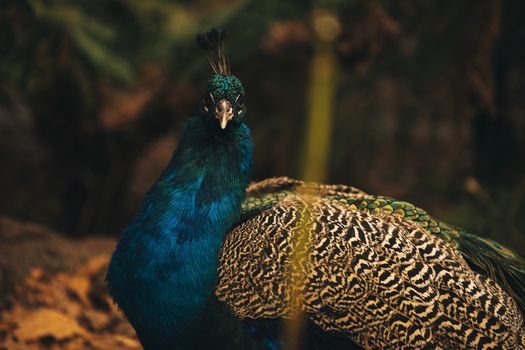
<box><xmin>107</xmin><ymin>114</ymin><xmax>252</xmax><ymax>349</ymax></box>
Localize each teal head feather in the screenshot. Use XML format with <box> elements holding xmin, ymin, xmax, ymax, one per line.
<box><xmin>203</xmin><ymin>74</ymin><xmax>246</xmax><ymax>129</ymax></box>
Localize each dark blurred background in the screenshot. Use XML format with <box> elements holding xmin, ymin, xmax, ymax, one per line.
<box><xmin>1</xmin><ymin>0</ymin><xmax>524</xmax><ymax>254</ymax></box>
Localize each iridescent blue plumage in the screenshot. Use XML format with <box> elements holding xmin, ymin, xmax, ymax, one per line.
<box><xmin>106</xmin><ymin>72</ymin><xmax>253</xmax><ymax>349</ymax></box>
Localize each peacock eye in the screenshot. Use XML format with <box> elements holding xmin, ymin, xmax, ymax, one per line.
<box><xmin>236</xmin><ymin>93</ymin><xmax>245</xmax><ymax>106</ymax></box>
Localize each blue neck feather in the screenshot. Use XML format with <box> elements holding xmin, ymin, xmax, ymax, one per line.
<box><xmin>106</xmin><ymin>114</ymin><xmax>252</xmax><ymax>349</ymax></box>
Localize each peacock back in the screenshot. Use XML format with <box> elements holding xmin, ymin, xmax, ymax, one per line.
<box><xmin>215</xmin><ymin>177</ymin><xmax>525</xmax><ymax>349</ymax></box>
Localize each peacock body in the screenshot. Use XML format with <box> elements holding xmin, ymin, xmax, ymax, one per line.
<box><xmin>106</xmin><ymin>29</ymin><xmax>525</xmax><ymax>350</ymax></box>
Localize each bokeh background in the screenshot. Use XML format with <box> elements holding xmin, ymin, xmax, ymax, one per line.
<box><xmin>1</xmin><ymin>0</ymin><xmax>524</xmax><ymax>348</ymax></box>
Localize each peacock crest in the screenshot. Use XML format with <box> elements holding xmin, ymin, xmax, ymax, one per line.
<box><xmin>197</xmin><ymin>28</ymin><xmax>230</xmax><ymax>76</ymax></box>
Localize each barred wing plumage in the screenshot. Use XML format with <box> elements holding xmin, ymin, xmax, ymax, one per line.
<box><xmin>215</xmin><ymin>178</ymin><xmax>525</xmax><ymax>349</ymax></box>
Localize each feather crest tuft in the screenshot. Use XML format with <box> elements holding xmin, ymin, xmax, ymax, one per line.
<box><xmin>197</xmin><ymin>28</ymin><xmax>230</xmax><ymax>75</ymax></box>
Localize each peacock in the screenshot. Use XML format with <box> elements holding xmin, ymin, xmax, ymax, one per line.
<box><xmin>106</xmin><ymin>29</ymin><xmax>525</xmax><ymax>350</ymax></box>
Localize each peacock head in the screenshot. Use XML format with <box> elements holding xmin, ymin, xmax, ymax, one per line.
<box><xmin>197</xmin><ymin>28</ymin><xmax>246</xmax><ymax>129</ymax></box>
<box><xmin>202</xmin><ymin>74</ymin><xmax>245</xmax><ymax>129</ymax></box>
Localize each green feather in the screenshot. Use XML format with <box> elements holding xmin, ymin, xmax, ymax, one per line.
<box><xmin>444</xmin><ymin>224</ymin><xmax>525</xmax><ymax>316</ymax></box>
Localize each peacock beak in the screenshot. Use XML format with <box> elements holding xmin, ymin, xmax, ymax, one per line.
<box><xmin>214</xmin><ymin>99</ymin><xmax>234</xmax><ymax>129</ymax></box>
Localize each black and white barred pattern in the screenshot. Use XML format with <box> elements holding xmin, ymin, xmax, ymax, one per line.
<box><xmin>216</xmin><ymin>192</ymin><xmax>525</xmax><ymax>349</ymax></box>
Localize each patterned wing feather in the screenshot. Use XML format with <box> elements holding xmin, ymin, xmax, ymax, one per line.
<box><xmin>217</xmin><ymin>179</ymin><xmax>525</xmax><ymax>349</ymax></box>
<box><xmin>239</xmin><ymin>178</ymin><xmax>525</xmax><ymax>316</ymax></box>
<box><xmin>241</xmin><ymin>177</ymin><xmax>366</xmax><ymax>222</ymax></box>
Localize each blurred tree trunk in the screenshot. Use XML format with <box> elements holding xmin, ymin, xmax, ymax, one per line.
<box><xmin>300</xmin><ymin>9</ymin><xmax>340</xmax><ymax>183</ymax></box>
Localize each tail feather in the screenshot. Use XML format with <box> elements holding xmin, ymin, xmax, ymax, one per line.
<box><xmin>457</xmin><ymin>230</ymin><xmax>525</xmax><ymax>316</ymax></box>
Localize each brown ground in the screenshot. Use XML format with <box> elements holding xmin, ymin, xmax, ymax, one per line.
<box><xmin>0</xmin><ymin>216</ymin><xmax>140</xmax><ymax>350</ymax></box>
